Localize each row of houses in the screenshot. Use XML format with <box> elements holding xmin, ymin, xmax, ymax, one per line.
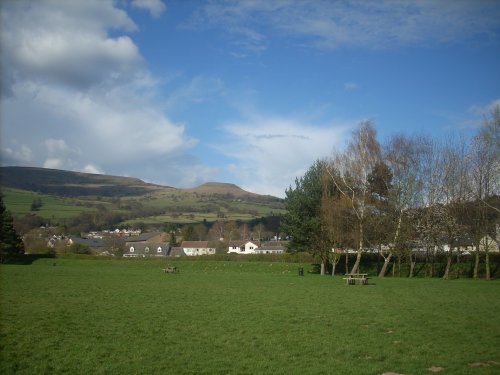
<box><xmin>228</xmin><ymin>240</ymin><xmax>285</xmax><ymax>255</ymax></box>
<box><xmin>68</xmin><ymin>232</ymin><xmax>285</xmax><ymax>257</ymax></box>
<box><xmin>65</xmin><ymin>230</ymin><xmax>500</xmax><ymax>257</ymax></box>
<box><xmin>124</xmin><ymin>238</ymin><xmax>285</xmax><ymax>257</ymax></box>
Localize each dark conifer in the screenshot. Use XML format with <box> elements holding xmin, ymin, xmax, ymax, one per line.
<box><xmin>0</xmin><ymin>195</ymin><xmax>25</xmax><ymax>256</ymax></box>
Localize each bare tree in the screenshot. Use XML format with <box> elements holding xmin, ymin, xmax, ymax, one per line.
<box><xmin>378</xmin><ymin>134</ymin><xmax>426</xmax><ymax>277</ymax></box>
<box><xmin>440</xmin><ymin>136</ymin><xmax>470</xmax><ymax>280</ymax></box>
<box><xmin>326</xmin><ymin>121</ymin><xmax>381</xmax><ymax>274</ymax></box>
<box><xmin>210</xmin><ymin>220</ymin><xmax>226</xmax><ymax>241</ymax></box>
<box><xmin>319</xmin><ymin>166</ymin><xmax>346</xmax><ymax>275</ymax></box>
<box><xmin>253</xmin><ymin>223</ymin><xmax>265</xmax><ymax>244</ymax></box>
<box><xmin>104</xmin><ymin>235</ymin><xmax>125</xmax><ymax>256</ymax></box>
<box><xmin>412</xmin><ymin>137</ymin><xmax>446</xmax><ymax>277</ymax></box>
<box><xmin>468</xmin><ymin>105</ymin><xmax>500</xmax><ymax>279</ymax></box>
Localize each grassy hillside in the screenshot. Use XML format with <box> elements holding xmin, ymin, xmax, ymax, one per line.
<box><xmin>1</xmin><ymin>188</ymin><xmax>98</xmax><ymax>219</ymax></box>
<box><xmin>183</xmin><ymin>182</ymin><xmax>271</xmax><ymax>199</ymax></box>
<box><xmin>0</xmin><ymin>167</ymin><xmax>285</xmax><ymax>226</ymax></box>
<box><xmin>0</xmin><ymin>166</ymin><xmax>166</xmax><ymax>197</ymax></box>
<box><xmin>1</xmin><ymin>257</ymin><xmax>499</xmax><ymax>374</ymax></box>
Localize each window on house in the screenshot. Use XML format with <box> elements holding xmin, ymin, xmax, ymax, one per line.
<box><xmin>157</xmin><ymin>247</ymin><xmax>162</xmax><ymax>253</ymax></box>
<box><xmin>130</xmin><ymin>247</ymin><xmax>135</xmax><ymax>252</ymax></box>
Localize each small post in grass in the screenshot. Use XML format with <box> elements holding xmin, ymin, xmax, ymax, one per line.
<box><xmin>298</xmin><ymin>267</ymin><xmax>304</xmax><ymax>276</ymax></box>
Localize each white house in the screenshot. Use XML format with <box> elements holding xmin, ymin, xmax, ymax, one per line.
<box><xmin>479</xmin><ymin>234</ymin><xmax>499</xmax><ymax>253</ymax></box>
<box><xmin>123</xmin><ymin>243</ymin><xmax>170</xmax><ymax>257</ymax></box>
<box><xmin>227</xmin><ymin>240</ymin><xmax>260</xmax><ymax>254</ymax></box>
<box><xmin>181</xmin><ymin>241</ymin><xmax>216</xmax><ymax>256</ymax></box>
<box><xmin>254</xmin><ymin>245</ymin><xmax>285</xmax><ymax>254</ymax></box>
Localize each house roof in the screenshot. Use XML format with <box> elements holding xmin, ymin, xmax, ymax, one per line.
<box><xmin>228</xmin><ymin>240</ymin><xmax>259</xmax><ymax>247</ymax></box>
<box><xmin>181</xmin><ymin>241</ymin><xmax>210</xmax><ymax>248</ymax></box>
<box><xmin>125</xmin><ymin>243</ymin><xmax>170</xmax><ymax>254</ymax></box>
<box><xmin>266</xmin><ymin>241</ymin><xmax>284</xmax><ymax>247</ymax></box>
<box><xmin>228</xmin><ymin>240</ymin><xmax>245</xmax><ymax>247</ymax></box>
<box><xmin>70</xmin><ymin>237</ymin><xmax>105</xmax><ymax>248</ymax></box>
<box><xmin>169</xmin><ymin>247</ymin><xmax>187</xmax><ymax>257</ymax></box>
<box><xmin>126</xmin><ymin>232</ymin><xmax>164</xmax><ymax>243</ymax></box>
<box><xmin>257</xmin><ymin>245</ymin><xmax>285</xmax><ymax>251</ymax></box>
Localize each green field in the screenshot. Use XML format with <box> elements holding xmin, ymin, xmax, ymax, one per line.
<box><xmin>2</xmin><ymin>186</ymin><xmax>285</xmax><ymax>226</ymax></box>
<box><xmin>1</xmin><ymin>258</ymin><xmax>499</xmax><ymax>374</ymax></box>
<box><xmin>1</xmin><ymin>188</ymin><xmax>99</xmax><ymax>219</ymax></box>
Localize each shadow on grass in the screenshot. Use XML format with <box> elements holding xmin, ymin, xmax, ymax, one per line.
<box><xmin>1</xmin><ymin>254</ymin><xmax>55</xmax><ymax>265</ymax></box>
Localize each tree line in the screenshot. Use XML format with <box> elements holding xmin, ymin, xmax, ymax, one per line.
<box><xmin>282</xmin><ymin>106</ymin><xmax>499</xmax><ymax>279</ymax></box>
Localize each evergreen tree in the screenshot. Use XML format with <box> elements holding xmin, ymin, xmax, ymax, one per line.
<box><xmin>281</xmin><ymin>160</ymin><xmax>325</xmax><ymax>253</ymax></box>
<box><xmin>0</xmin><ymin>195</ymin><xmax>24</xmax><ymax>256</ymax></box>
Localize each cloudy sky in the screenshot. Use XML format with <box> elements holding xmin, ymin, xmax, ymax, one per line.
<box><xmin>1</xmin><ymin>0</ymin><xmax>499</xmax><ymax>197</ymax></box>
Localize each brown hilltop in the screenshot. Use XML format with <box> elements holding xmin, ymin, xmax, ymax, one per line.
<box><xmin>182</xmin><ymin>182</ymin><xmax>259</xmax><ymax>198</ymax></box>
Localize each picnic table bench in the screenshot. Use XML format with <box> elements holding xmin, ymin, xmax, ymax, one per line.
<box><xmin>162</xmin><ymin>266</ymin><xmax>178</xmax><ymax>274</ymax></box>
<box><xmin>343</xmin><ymin>273</ymin><xmax>369</xmax><ymax>285</ymax></box>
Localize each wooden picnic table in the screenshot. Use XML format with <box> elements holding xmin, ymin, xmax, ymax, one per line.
<box><xmin>162</xmin><ymin>266</ymin><xmax>178</xmax><ymax>274</ymax></box>
<box><xmin>343</xmin><ymin>273</ymin><xmax>369</xmax><ymax>285</ymax></box>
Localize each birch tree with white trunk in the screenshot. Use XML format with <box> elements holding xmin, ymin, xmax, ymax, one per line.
<box><xmin>325</xmin><ymin>121</ymin><xmax>381</xmax><ymax>274</ymax></box>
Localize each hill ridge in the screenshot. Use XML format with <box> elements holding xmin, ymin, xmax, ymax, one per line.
<box><xmin>0</xmin><ymin>166</ymin><xmax>271</xmax><ymax>198</ymax></box>
<box><xmin>182</xmin><ymin>181</ymin><xmax>258</xmax><ymax>197</ymax></box>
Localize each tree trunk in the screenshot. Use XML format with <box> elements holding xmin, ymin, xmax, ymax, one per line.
<box><xmin>378</xmin><ymin>252</ymin><xmax>392</xmax><ymax>278</ymax></box>
<box><xmin>377</xmin><ymin>246</ymin><xmax>381</xmax><ymax>275</ymax></box>
<box><xmin>398</xmin><ymin>255</ymin><xmax>402</xmax><ymax>277</ymax></box>
<box><xmin>473</xmin><ymin>247</ymin><xmax>480</xmax><ymax>279</ymax></box>
<box><xmin>320</xmin><ymin>260</ymin><xmax>326</xmax><ymax>275</ymax></box>
<box><xmin>455</xmin><ymin>251</ymin><xmax>461</xmax><ymax>279</ymax></box>
<box><xmin>409</xmin><ymin>253</ymin><xmax>416</xmax><ymax>278</ymax></box>
<box><xmin>379</xmin><ymin>213</ymin><xmax>402</xmax><ymax>278</ymax></box>
<box><xmin>350</xmin><ymin>223</ymin><xmax>363</xmax><ymax>274</ymax></box>
<box><xmin>350</xmin><ymin>252</ymin><xmax>361</xmax><ymax>274</ymax></box>
<box><xmin>429</xmin><ymin>248</ymin><xmax>435</xmax><ymax>278</ymax></box>
<box><xmin>443</xmin><ymin>252</ymin><xmax>452</xmax><ymax>280</ymax></box>
<box><xmin>485</xmin><ymin>250</ymin><xmax>490</xmax><ymax>280</ymax></box>
<box><xmin>331</xmin><ymin>254</ymin><xmax>339</xmax><ymax>276</ymax></box>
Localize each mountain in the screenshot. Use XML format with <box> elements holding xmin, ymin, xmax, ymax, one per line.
<box><xmin>0</xmin><ymin>166</ymin><xmax>166</xmax><ymax>197</ymax></box>
<box><xmin>0</xmin><ymin>166</ymin><xmax>277</xmax><ymax>200</ymax></box>
<box><xmin>0</xmin><ymin>166</ymin><xmax>285</xmax><ymax>227</ymax></box>
<box><xmin>183</xmin><ymin>182</ymin><xmax>261</xmax><ymax>198</ymax></box>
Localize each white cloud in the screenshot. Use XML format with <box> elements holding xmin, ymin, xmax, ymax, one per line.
<box><xmin>165</xmin><ymin>76</ymin><xmax>226</xmax><ymax>112</ymax></box>
<box><xmin>81</xmin><ymin>164</ymin><xmax>104</xmax><ymax>175</ymax></box>
<box><xmin>1</xmin><ymin>144</ymin><xmax>33</xmax><ymax>164</ymax></box>
<box><xmin>43</xmin><ymin>158</ymin><xmax>63</xmax><ymax>169</ymax></box>
<box><xmin>190</xmin><ymin>1</ymin><xmax>500</xmax><ymax>53</ymax></box>
<box><xmin>218</xmin><ymin>116</ymin><xmax>352</xmax><ymax>197</ymax></box>
<box><xmin>44</xmin><ymin>139</ymin><xmax>72</xmax><ymax>155</ymax></box>
<box><xmin>131</xmin><ymin>0</ymin><xmax>166</xmax><ymax>18</ymax></box>
<box><xmin>1</xmin><ymin>0</ymin><xmax>141</xmax><ymax>92</ymax></box>
<box><xmin>5</xmin><ymin>79</ymin><xmax>196</xmax><ymax>166</ymax></box>
<box><xmin>0</xmin><ymin>0</ymin><xmax>211</xmax><ymax>189</ymax></box>
<box><xmin>469</xmin><ymin>98</ymin><xmax>500</xmax><ymax>117</ymax></box>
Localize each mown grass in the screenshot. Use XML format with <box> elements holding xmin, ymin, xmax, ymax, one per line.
<box><xmin>1</xmin><ymin>258</ymin><xmax>499</xmax><ymax>374</ymax></box>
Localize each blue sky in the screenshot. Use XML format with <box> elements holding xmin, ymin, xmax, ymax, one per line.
<box><xmin>1</xmin><ymin>0</ymin><xmax>499</xmax><ymax>197</ymax></box>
